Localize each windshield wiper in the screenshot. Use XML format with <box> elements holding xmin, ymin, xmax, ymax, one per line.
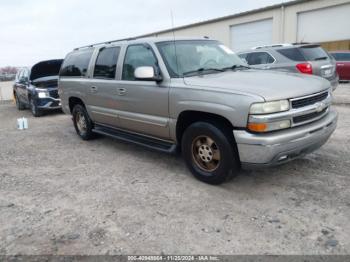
<box><xmin>182</xmin><ymin>68</ymin><xmax>224</xmax><ymax>77</ymax></box>
<box><xmin>314</xmin><ymin>57</ymin><xmax>328</xmax><ymax>61</ymax></box>
<box><xmin>222</xmin><ymin>64</ymin><xmax>251</xmax><ymax>71</ymax></box>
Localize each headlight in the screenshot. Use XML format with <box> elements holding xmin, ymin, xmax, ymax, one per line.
<box><xmin>250</xmin><ymin>100</ymin><xmax>290</xmax><ymax>114</ymax></box>
<box><xmin>38</xmin><ymin>92</ymin><xmax>49</xmax><ymax>98</ymax></box>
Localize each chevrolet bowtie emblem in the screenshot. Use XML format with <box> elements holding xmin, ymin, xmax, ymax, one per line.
<box><xmin>315</xmin><ymin>102</ymin><xmax>326</xmax><ymax>113</ymax></box>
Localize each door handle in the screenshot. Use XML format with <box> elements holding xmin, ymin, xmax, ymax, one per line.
<box><xmin>117</xmin><ymin>88</ymin><xmax>126</xmax><ymax>96</ymax></box>
<box><xmin>90</xmin><ymin>86</ymin><xmax>98</xmax><ymax>93</ymax></box>
<box><xmin>337</xmin><ymin>64</ymin><xmax>345</xmax><ymax>66</ymax></box>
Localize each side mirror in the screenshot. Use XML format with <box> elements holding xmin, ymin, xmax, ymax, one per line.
<box><xmin>134</xmin><ymin>66</ymin><xmax>162</xmax><ymax>82</ymax></box>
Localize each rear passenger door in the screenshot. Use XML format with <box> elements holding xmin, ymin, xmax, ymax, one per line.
<box><xmin>87</xmin><ymin>46</ymin><xmax>122</xmax><ymax>127</ymax></box>
<box><xmin>115</xmin><ymin>43</ymin><xmax>170</xmax><ymax>139</ymax></box>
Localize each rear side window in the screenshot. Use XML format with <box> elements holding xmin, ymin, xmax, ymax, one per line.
<box><xmin>93</xmin><ymin>47</ymin><xmax>120</xmax><ymax>79</ymax></box>
<box><xmin>122</xmin><ymin>44</ymin><xmax>157</xmax><ymax>81</ymax></box>
<box><xmin>246</xmin><ymin>52</ymin><xmax>275</xmax><ymax>65</ymax></box>
<box><xmin>277</xmin><ymin>48</ymin><xmax>305</xmax><ymax>62</ymax></box>
<box><xmin>331</xmin><ymin>53</ymin><xmax>350</xmax><ymax>61</ymax></box>
<box><xmin>60</xmin><ymin>49</ymin><xmax>93</xmax><ymax>77</ymax></box>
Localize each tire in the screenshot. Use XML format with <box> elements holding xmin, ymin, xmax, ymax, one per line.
<box><xmin>15</xmin><ymin>93</ymin><xmax>25</xmax><ymax>110</ymax></box>
<box><xmin>72</xmin><ymin>104</ymin><xmax>95</xmax><ymax>140</ymax></box>
<box><xmin>181</xmin><ymin>121</ymin><xmax>240</xmax><ymax>185</ymax></box>
<box><xmin>29</xmin><ymin>97</ymin><xmax>43</xmax><ymax>117</ymax></box>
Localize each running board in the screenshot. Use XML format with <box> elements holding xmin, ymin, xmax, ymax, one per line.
<box><xmin>93</xmin><ymin>124</ymin><xmax>177</xmax><ymax>154</ymax></box>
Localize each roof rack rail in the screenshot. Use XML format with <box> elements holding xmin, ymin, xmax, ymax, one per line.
<box><xmin>74</xmin><ymin>37</ymin><xmax>138</xmax><ymax>50</ymax></box>
<box><xmin>252</xmin><ymin>43</ymin><xmax>293</xmax><ymax>49</ymax></box>
<box><xmin>292</xmin><ymin>42</ymin><xmax>313</xmax><ymax>45</ymax></box>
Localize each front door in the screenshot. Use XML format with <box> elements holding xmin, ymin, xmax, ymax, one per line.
<box><xmin>115</xmin><ymin>44</ymin><xmax>170</xmax><ymax>139</ymax></box>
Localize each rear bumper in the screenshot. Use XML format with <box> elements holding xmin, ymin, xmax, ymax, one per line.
<box><xmin>233</xmin><ymin>109</ymin><xmax>338</xmax><ymax>169</ymax></box>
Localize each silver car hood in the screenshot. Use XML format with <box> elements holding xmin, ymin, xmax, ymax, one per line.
<box><xmin>183</xmin><ymin>70</ymin><xmax>330</xmax><ymax>101</ymax></box>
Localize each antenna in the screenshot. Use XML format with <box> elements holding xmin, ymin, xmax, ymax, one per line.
<box><xmin>170</xmin><ymin>10</ymin><xmax>180</xmax><ymax>78</ymax></box>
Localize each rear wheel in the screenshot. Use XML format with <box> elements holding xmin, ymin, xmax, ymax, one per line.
<box><xmin>72</xmin><ymin>104</ymin><xmax>95</xmax><ymax>140</ymax></box>
<box><xmin>29</xmin><ymin>98</ymin><xmax>43</xmax><ymax>117</ymax></box>
<box><xmin>182</xmin><ymin>121</ymin><xmax>240</xmax><ymax>185</ymax></box>
<box><xmin>15</xmin><ymin>93</ymin><xmax>25</xmax><ymax>110</ymax></box>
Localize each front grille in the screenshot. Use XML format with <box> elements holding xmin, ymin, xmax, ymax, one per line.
<box><xmin>292</xmin><ymin>92</ymin><xmax>328</xmax><ymax>109</ymax></box>
<box><xmin>293</xmin><ymin>108</ymin><xmax>328</xmax><ymax>124</ymax></box>
<box><xmin>49</xmin><ymin>89</ymin><xmax>59</xmax><ymax>99</ymax></box>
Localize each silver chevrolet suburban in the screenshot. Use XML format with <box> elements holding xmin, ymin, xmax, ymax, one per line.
<box><xmin>58</xmin><ymin>37</ymin><xmax>338</xmax><ymax>185</ymax></box>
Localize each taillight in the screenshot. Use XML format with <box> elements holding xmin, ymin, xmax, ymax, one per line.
<box><xmin>296</xmin><ymin>63</ymin><xmax>313</xmax><ymax>74</ymax></box>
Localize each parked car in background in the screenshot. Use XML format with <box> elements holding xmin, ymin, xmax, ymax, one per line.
<box><xmin>330</xmin><ymin>51</ymin><xmax>350</xmax><ymax>82</ymax></box>
<box><xmin>238</xmin><ymin>44</ymin><xmax>339</xmax><ymax>90</ymax></box>
<box><xmin>59</xmin><ymin>37</ymin><xmax>337</xmax><ymax>185</ymax></box>
<box><xmin>13</xmin><ymin>59</ymin><xmax>63</xmax><ymax>117</ymax></box>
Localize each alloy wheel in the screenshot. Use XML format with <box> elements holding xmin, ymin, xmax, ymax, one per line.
<box><xmin>191</xmin><ymin>135</ymin><xmax>221</xmax><ymax>172</ymax></box>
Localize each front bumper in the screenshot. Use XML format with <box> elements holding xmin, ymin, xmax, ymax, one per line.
<box><xmin>234</xmin><ymin>109</ymin><xmax>338</xmax><ymax>169</ymax></box>
<box><xmin>329</xmin><ymin>75</ymin><xmax>339</xmax><ymax>91</ymax></box>
<box><xmin>36</xmin><ymin>97</ymin><xmax>61</xmax><ymax>110</ymax></box>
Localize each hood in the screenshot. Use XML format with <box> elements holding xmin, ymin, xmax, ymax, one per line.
<box><xmin>30</xmin><ymin>59</ymin><xmax>63</xmax><ymax>81</ymax></box>
<box><xmin>183</xmin><ymin>70</ymin><xmax>330</xmax><ymax>101</ymax></box>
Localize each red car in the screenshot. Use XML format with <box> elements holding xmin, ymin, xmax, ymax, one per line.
<box><xmin>330</xmin><ymin>51</ymin><xmax>350</xmax><ymax>82</ymax></box>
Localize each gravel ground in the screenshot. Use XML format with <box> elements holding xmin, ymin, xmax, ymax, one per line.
<box><xmin>0</xmin><ymin>86</ymin><xmax>350</xmax><ymax>255</ymax></box>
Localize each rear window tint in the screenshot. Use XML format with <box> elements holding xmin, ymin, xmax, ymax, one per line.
<box><xmin>277</xmin><ymin>48</ymin><xmax>305</xmax><ymax>61</ymax></box>
<box><xmin>246</xmin><ymin>52</ymin><xmax>275</xmax><ymax>65</ymax></box>
<box><xmin>299</xmin><ymin>46</ymin><xmax>329</xmax><ymax>61</ymax></box>
<box><xmin>93</xmin><ymin>47</ymin><xmax>120</xmax><ymax>79</ymax></box>
<box><xmin>331</xmin><ymin>53</ymin><xmax>350</xmax><ymax>61</ymax></box>
<box><xmin>60</xmin><ymin>49</ymin><xmax>93</xmax><ymax>77</ymax></box>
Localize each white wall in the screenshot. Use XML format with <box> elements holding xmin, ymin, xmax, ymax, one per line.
<box><xmin>0</xmin><ymin>82</ymin><xmax>14</xmax><ymax>101</ymax></box>
<box><xmin>150</xmin><ymin>0</ymin><xmax>350</xmax><ymax>47</ymax></box>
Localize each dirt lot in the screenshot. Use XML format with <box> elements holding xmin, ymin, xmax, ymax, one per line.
<box><xmin>0</xmin><ymin>85</ymin><xmax>350</xmax><ymax>255</ymax></box>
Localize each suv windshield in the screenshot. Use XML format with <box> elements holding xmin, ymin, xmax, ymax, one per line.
<box><xmin>156</xmin><ymin>40</ymin><xmax>246</xmax><ymax>77</ymax></box>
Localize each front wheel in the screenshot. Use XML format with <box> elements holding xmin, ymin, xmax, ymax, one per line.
<box><xmin>72</xmin><ymin>104</ymin><xmax>95</xmax><ymax>140</ymax></box>
<box><xmin>181</xmin><ymin>122</ymin><xmax>240</xmax><ymax>185</ymax></box>
<box><xmin>30</xmin><ymin>98</ymin><xmax>43</xmax><ymax>117</ymax></box>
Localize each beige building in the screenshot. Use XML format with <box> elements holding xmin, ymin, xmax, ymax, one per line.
<box><xmin>141</xmin><ymin>0</ymin><xmax>350</xmax><ymax>52</ymax></box>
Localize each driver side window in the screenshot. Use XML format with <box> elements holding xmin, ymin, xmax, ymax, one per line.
<box><xmin>122</xmin><ymin>44</ymin><xmax>157</xmax><ymax>81</ymax></box>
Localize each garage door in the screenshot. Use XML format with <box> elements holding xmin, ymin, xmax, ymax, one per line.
<box><xmin>297</xmin><ymin>3</ymin><xmax>350</xmax><ymax>43</ymax></box>
<box><xmin>230</xmin><ymin>19</ymin><xmax>273</xmax><ymax>51</ymax></box>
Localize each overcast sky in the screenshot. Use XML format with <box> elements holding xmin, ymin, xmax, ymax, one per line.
<box><xmin>0</xmin><ymin>0</ymin><xmax>287</xmax><ymax>67</ymax></box>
